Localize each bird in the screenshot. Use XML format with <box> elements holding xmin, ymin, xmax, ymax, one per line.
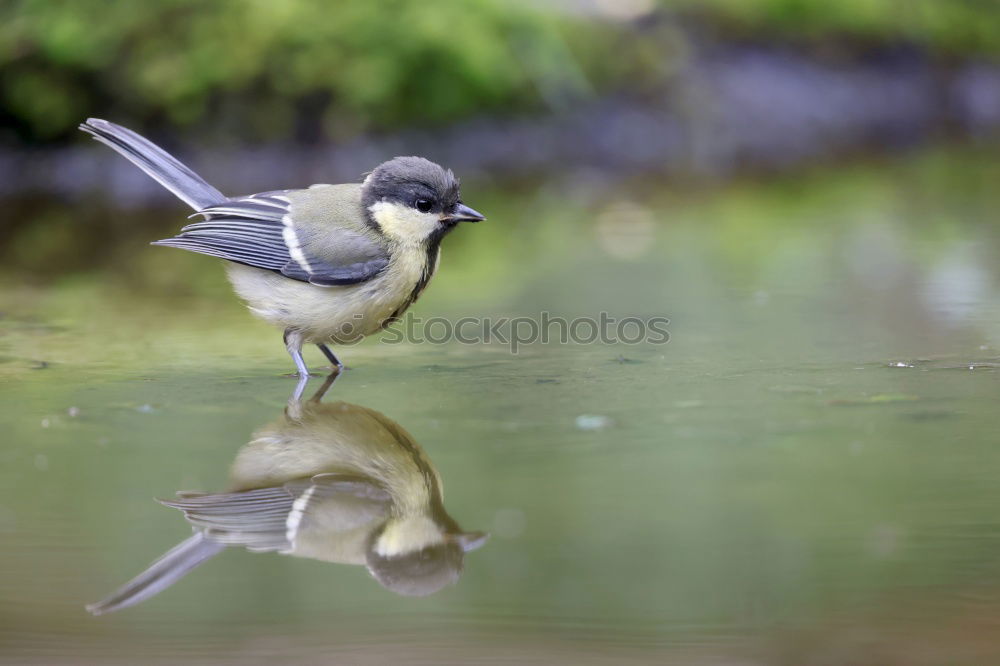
<box><xmin>79</xmin><ymin>118</ymin><xmax>486</xmax><ymax>376</ymax></box>
<box><xmin>86</xmin><ymin>372</ymin><xmax>487</xmax><ymax>615</ymax></box>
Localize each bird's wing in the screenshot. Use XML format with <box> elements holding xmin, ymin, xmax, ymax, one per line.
<box><xmin>152</xmin><ymin>191</ymin><xmax>390</xmax><ymax>286</ymax></box>
<box><xmin>160</xmin><ymin>485</ymin><xmax>294</xmax><ymax>552</ymax></box>
<box><xmin>160</xmin><ymin>474</ymin><xmax>391</xmax><ymax>553</ymax></box>
<box><xmin>282</xmin><ymin>474</ymin><xmax>391</xmax><ymax>547</ymax></box>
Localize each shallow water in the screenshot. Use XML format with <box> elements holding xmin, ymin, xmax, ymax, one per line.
<box><xmin>2</xmin><ymin>147</ymin><xmax>1000</xmax><ymax>664</ymax></box>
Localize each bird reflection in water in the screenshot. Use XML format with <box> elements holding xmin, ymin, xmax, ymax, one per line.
<box><xmin>88</xmin><ymin>373</ymin><xmax>487</xmax><ymax>615</ymax></box>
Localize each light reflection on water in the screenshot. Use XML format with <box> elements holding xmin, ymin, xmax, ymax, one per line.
<box><xmin>2</xmin><ymin>148</ymin><xmax>1000</xmax><ymax>663</ymax></box>
<box><xmin>86</xmin><ymin>373</ymin><xmax>487</xmax><ymax>616</ymax></box>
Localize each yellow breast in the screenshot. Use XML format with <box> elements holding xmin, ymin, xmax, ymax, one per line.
<box><xmin>225</xmin><ymin>244</ymin><xmax>437</xmax><ymax>344</ymax></box>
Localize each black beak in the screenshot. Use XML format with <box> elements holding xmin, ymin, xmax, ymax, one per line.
<box><xmin>444</xmin><ymin>203</ymin><xmax>486</xmax><ymax>223</ymax></box>
<box><xmin>449</xmin><ymin>531</ymin><xmax>489</xmax><ymax>553</ymax></box>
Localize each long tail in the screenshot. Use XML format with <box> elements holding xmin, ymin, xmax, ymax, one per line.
<box><xmin>80</xmin><ymin>118</ymin><xmax>226</xmax><ymax>211</ymax></box>
<box><xmin>86</xmin><ymin>532</ymin><xmax>225</xmax><ymax>616</ymax></box>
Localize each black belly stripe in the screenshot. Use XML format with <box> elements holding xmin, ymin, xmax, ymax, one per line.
<box><xmin>376</xmin><ymin>411</ymin><xmax>459</xmax><ymax>533</ymax></box>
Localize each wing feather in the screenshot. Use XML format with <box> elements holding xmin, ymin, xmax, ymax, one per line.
<box><xmin>153</xmin><ymin>192</ymin><xmax>389</xmax><ymax>285</ymax></box>
<box><xmin>159</xmin><ymin>474</ymin><xmax>391</xmax><ymax>553</ymax></box>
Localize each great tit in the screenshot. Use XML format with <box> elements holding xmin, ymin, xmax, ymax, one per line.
<box><xmin>87</xmin><ymin>374</ymin><xmax>487</xmax><ymax>615</ymax></box>
<box><xmin>80</xmin><ymin>119</ymin><xmax>486</xmax><ymax>376</ymax></box>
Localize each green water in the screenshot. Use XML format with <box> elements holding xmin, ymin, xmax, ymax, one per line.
<box><xmin>2</xmin><ymin>147</ymin><xmax>1000</xmax><ymax>664</ymax></box>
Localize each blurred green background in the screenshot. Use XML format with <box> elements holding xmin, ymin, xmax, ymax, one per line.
<box><xmin>3</xmin><ymin>0</ymin><xmax>1000</xmax><ymax>143</ymax></box>
<box><xmin>3</xmin><ymin>1</ymin><xmax>1000</xmax><ymax>664</ymax></box>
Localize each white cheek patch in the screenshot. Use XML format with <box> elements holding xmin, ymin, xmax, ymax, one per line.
<box><xmin>369</xmin><ymin>201</ymin><xmax>440</xmax><ymax>244</ymax></box>
<box><xmin>375</xmin><ymin>515</ymin><xmax>446</xmax><ymax>557</ymax></box>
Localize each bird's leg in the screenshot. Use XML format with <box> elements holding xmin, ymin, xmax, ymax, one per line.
<box><xmin>316</xmin><ymin>343</ymin><xmax>345</xmax><ymax>372</ymax></box>
<box><xmin>288</xmin><ymin>373</ymin><xmax>310</xmax><ymax>413</ymax></box>
<box><xmin>283</xmin><ymin>328</ymin><xmax>310</xmax><ymax>378</ymax></box>
<box><xmin>309</xmin><ymin>371</ymin><xmax>341</xmax><ymax>403</ymax></box>
<box><xmin>287</xmin><ymin>370</ymin><xmax>339</xmax><ymax>419</ymax></box>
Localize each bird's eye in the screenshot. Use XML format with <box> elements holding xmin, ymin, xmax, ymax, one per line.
<box><xmin>415</xmin><ymin>198</ymin><xmax>433</xmax><ymax>213</ymax></box>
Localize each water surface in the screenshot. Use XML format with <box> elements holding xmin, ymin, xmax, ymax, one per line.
<box><xmin>2</xmin><ymin>147</ymin><xmax>1000</xmax><ymax>664</ymax></box>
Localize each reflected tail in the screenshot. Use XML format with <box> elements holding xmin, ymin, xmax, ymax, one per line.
<box><xmin>87</xmin><ymin>532</ymin><xmax>225</xmax><ymax>616</ymax></box>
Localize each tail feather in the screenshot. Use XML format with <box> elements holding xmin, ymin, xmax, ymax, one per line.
<box><xmin>86</xmin><ymin>532</ymin><xmax>225</xmax><ymax>616</ymax></box>
<box><xmin>80</xmin><ymin>118</ymin><xmax>226</xmax><ymax>211</ymax></box>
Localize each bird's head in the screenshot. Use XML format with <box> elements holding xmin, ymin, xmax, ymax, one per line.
<box><xmin>365</xmin><ymin>514</ymin><xmax>488</xmax><ymax>596</ymax></box>
<box><xmin>362</xmin><ymin>156</ymin><xmax>485</xmax><ymax>246</ymax></box>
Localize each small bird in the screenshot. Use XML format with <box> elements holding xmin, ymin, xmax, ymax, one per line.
<box><xmin>80</xmin><ymin>119</ymin><xmax>486</xmax><ymax>376</ymax></box>
<box><xmin>87</xmin><ymin>373</ymin><xmax>487</xmax><ymax>615</ymax></box>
